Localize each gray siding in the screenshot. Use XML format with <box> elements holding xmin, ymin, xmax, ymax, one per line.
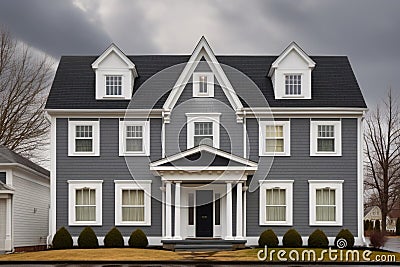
<box><xmin>165</xmin><ymin>81</ymin><xmax>243</xmax><ymax>157</ymax></box>
<box><xmin>56</xmin><ymin>118</ymin><xmax>163</xmax><ymax>236</ymax></box>
<box><xmin>245</xmin><ymin>118</ymin><xmax>358</xmax><ymax>236</ymax></box>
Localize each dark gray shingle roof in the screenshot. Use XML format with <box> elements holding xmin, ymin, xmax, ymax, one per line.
<box><xmin>45</xmin><ymin>55</ymin><xmax>367</xmax><ymax>109</ymax></box>
<box><xmin>0</xmin><ymin>145</ymin><xmax>50</xmax><ymax>177</ymax></box>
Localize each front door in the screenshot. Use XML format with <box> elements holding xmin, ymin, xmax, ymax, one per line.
<box><xmin>196</xmin><ymin>190</ymin><xmax>213</xmax><ymax>237</ymax></box>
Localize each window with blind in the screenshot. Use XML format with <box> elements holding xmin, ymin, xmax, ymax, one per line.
<box><xmin>68</xmin><ymin>180</ymin><xmax>102</xmax><ymax>226</ymax></box>
<box><xmin>309</xmin><ymin>180</ymin><xmax>343</xmax><ymax>226</ymax></box>
<box><xmin>194</xmin><ymin>122</ymin><xmax>213</xmax><ymax>146</ymax></box>
<box><xmin>259</xmin><ymin>121</ymin><xmax>290</xmax><ymax>156</ymax></box>
<box><xmin>119</xmin><ymin>121</ymin><xmax>150</xmax><ymax>156</ymax></box>
<box><xmin>68</xmin><ymin>121</ymin><xmax>100</xmax><ymax>156</ymax></box>
<box><xmin>186</xmin><ymin>113</ymin><xmax>220</xmax><ymax>149</ymax></box>
<box><xmin>317</xmin><ymin>125</ymin><xmax>335</xmax><ymax>152</ymax></box>
<box><xmin>259</xmin><ymin>180</ymin><xmax>293</xmax><ymax>225</ymax></box>
<box><xmin>115</xmin><ymin>180</ymin><xmax>152</xmax><ymax>225</ymax></box>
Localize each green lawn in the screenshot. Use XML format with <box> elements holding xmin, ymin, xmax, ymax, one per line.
<box><xmin>0</xmin><ymin>247</ymin><xmax>398</xmax><ymax>263</ymax></box>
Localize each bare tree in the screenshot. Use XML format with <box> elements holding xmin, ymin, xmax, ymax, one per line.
<box><xmin>364</xmin><ymin>90</ymin><xmax>400</xmax><ymax>233</ymax></box>
<box><xmin>0</xmin><ymin>29</ymin><xmax>53</xmax><ymax>163</ymax></box>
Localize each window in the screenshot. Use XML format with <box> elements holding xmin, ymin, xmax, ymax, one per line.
<box><xmin>259</xmin><ymin>180</ymin><xmax>293</xmax><ymax>225</ymax></box>
<box><xmin>310</xmin><ymin>121</ymin><xmax>342</xmax><ymax>156</ymax></box>
<box><xmin>119</xmin><ymin>120</ymin><xmax>150</xmax><ymax>156</ymax></box>
<box><xmin>186</xmin><ymin>113</ymin><xmax>220</xmax><ymax>149</ymax></box>
<box><xmin>188</xmin><ymin>193</ymin><xmax>194</xmax><ymax>225</ymax></box>
<box><xmin>193</xmin><ymin>73</ymin><xmax>214</xmax><ymax>97</ymax></box>
<box><xmin>105</xmin><ymin>75</ymin><xmax>122</xmax><ymax>96</ymax></box>
<box><xmin>215</xmin><ymin>193</ymin><xmax>221</xmax><ymax>225</ymax></box>
<box><xmin>285</xmin><ymin>74</ymin><xmax>302</xmax><ymax>95</ymax></box>
<box><xmin>309</xmin><ymin>180</ymin><xmax>343</xmax><ymax>226</ymax></box>
<box><xmin>259</xmin><ymin>121</ymin><xmax>290</xmax><ymax>156</ymax></box>
<box><xmin>68</xmin><ymin>180</ymin><xmax>103</xmax><ymax>226</ymax></box>
<box><xmin>115</xmin><ymin>180</ymin><xmax>152</xmax><ymax>225</ymax></box>
<box><xmin>68</xmin><ymin>121</ymin><xmax>100</xmax><ymax>156</ymax></box>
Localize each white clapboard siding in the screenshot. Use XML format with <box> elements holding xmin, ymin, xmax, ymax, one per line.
<box><xmin>12</xmin><ymin>175</ymin><xmax>49</xmax><ymax>247</ymax></box>
<box><xmin>0</xmin><ymin>199</ymin><xmax>6</xmax><ymax>250</ymax></box>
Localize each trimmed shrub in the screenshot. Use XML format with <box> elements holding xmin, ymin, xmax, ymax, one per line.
<box><xmin>335</xmin><ymin>229</ymin><xmax>355</xmax><ymax>248</ymax></box>
<box><xmin>258</xmin><ymin>229</ymin><xmax>279</xmax><ymax>247</ymax></box>
<box><xmin>128</xmin><ymin>229</ymin><xmax>148</xmax><ymax>248</ymax></box>
<box><xmin>308</xmin><ymin>229</ymin><xmax>329</xmax><ymax>248</ymax></box>
<box><xmin>374</xmin><ymin>220</ymin><xmax>381</xmax><ymax>231</ymax></box>
<box><xmin>52</xmin><ymin>227</ymin><xmax>73</xmax><ymax>249</ymax></box>
<box><xmin>283</xmin><ymin>229</ymin><xmax>302</xmax><ymax>248</ymax></box>
<box><xmin>78</xmin><ymin>227</ymin><xmax>99</xmax><ymax>249</ymax></box>
<box><xmin>396</xmin><ymin>218</ymin><xmax>400</xmax><ymax>236</ymax></box>
<box><xmin>104</xmin><ymin>227</ymin><xmax>124</xmax><ymax>248</ymax></box>
<box><xmin>370</xmin><ymin>230</ymin><xmax>387</xmax><ymax>249</ymax></box>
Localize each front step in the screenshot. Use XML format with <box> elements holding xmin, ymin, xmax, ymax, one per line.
<box><xmin>162</xmin><ymin>239</ymin><xmax>246</xmax><ymax>251</ymax></box>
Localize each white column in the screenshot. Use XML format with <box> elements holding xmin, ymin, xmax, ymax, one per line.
<box><xmin>174</xmin><ymin>181</ymin><xmax>182</xmax><ymax>239</ymax></box>
<box><xmin>165</xmin><ymin>181</ymin><xmax>172</xmax><ymax>239</ymax></box>
<box><xmin>5</xmin><ymin>197</ymin><xmax>12</xmax><ymax>251</ymax></box>
<box><xmin>236</xmin><ymin>182</ymin><xmax>243</xmax><ymax>239</ymax></box>
<box><xmin>226</xmin><ymin>182</ymin><xmax>233</xmax><ymax>240</ymax></box>
<box><xmin>160</xmin><ymin>186</ymin><xmax>166</xmax><ymax>237</ymax></box>
<box><xmin>243</xmin><ymin>185</ymin><xmax>247</xmax><ymax>238</ymax></box>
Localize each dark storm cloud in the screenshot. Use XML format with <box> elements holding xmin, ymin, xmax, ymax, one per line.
<box><xmin>0</xmin><ymin>0</ymin><xmax>112</xmax><ymax>58</ymax></box>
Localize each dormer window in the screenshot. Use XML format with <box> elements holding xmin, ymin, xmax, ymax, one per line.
<box><xmin>193</xmin><ymin>72</ymin><xmax>214</xmax><ymax>97</ymax></box>
<box><xmin>285</xmin><ymin>74</ymin><xmax>302</xmax><ymax>96</ymax></box>
<box><xmin>105</xmin><ymin>75</ymin><xmax>122</xmax><ymax>96</ymax></box>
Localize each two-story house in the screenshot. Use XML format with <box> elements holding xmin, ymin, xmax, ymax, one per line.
<box><xmin>45</xmin><ymin>37</ymin><xmax>367</xmax><ymax>249</ymax></box>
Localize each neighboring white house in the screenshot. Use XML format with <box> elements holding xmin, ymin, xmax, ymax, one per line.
<box><xmin>0</xmin><ymin>145</ymin><xmax>50</xmax><ymax>252</ymax></box>
<box><xmin>364</xmin><ymin>206</ymin><xmax>397</xmax><ymax>232</ymax></box>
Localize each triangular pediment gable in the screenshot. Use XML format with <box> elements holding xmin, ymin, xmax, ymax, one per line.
<box><xmin>150</xmin><ymin>145</ymin><xmax>258</xmax><ymax>170</ymax></box>
<box><xmin>163</xmin><ymin>37</ymin><xmax>243</xmax><ymax>122</ymax></box>
<box><xmin>91</xmin><ymin>43</ymin><xmax>138</xmax><ymax>77</ymax></box>
<box><xmin>268</xmin><ymin>41</ymin><xmax>316</xmax><ymax>77</ymax></box>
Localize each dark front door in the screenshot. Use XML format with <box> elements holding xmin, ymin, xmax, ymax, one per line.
<box><xmin>196</xmin><ymin>190</ymin><xmax>213</xmax><ymax>237</ymax></box>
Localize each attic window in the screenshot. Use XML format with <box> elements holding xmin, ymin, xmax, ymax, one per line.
<box><xmin>106</xmin><ymin>75</ymin><xmax>122</xmax><ymax>96</ymax></box>
<box><xmin>193</xmin><ymin>73</ymin><xmax>214</xmax><ymax>97</ymax></box>
<box><xmin>285</xmin><ymin>74</ymin><xmax>302</xmax><ymax>95</ymax></box>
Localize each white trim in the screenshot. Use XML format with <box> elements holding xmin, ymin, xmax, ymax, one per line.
<box><xmin>163</xmin><ymin>36</ymin><xmax>243</xmax><ymax>121</ymax></box>
<box><xmin>119</xmin><ymin>120</ymin><xmax>150</xmax><ymax>156</ymax></box>
<box><xmin>152</xmin><ymin>166</ymin><xmax>258</xmax><ymax>171</ymax></box>
<box><xmin>68</xmin><ymin>180</ymin><xmax>103</xmax><ymax>226</ymax></box>
<box><xmin>310</xmin><ymin>120</ymin><xmax>342</xmax><ymax>156</ymax></box>
<box><xmin>186</xmin><ymin>113</ymin><xmax>220</xmax><ymax>149</ymax></box>
<box><xmin>114</xmin><ymin>180</ymin><xmax>152</xmax><ymax>226</ymax></box>
<box><xmin>68</xmin><ymin>120</ymin><xmax>100</xmax><ymax>156</ymax></box>
<box><xmin>259</xmin><ymin>180</ymin><xmax>294</xmax><ymax>226</ymax></box>
<box><xmin>192</xmin><ymin>72</ymin><xmax>214</xmax><ymax>97</ymax></box>
<box><xmin>259</xmin><ymin>120</ymin><xmax>291</xmax><ymax>156</ymax></box>
<box><xmin>0</xmin><ymin>163</ymin><xmax>49</xmax><ymax>180</ymax></box>
<box><xmin>358</xmin><ymin>115</ymin><xmax>367</xmax><ymax>244</ymax></box>
<box><xmin>150</xmin><ymin>144</ymin><xmax>258</xmax><ymax>168</ymax></box>
<box><xmin>92</xmin><ymin>43</ymin><xmax>137</xmax><ymax>75</ymax></box>
<box><xmin>243</xmin><ymin>107</ymin><xmax>367</xmax><ymax>117</ymax></box>
<box><xmin>48</xmin><ymin>115</ymin><xmax>56</xmax><ymax>245</ymax></box>
<box><xmin>46</xmin><ymin>109</ymin><xmax>163</xmax><ymax>118</ymax></box>
<box><xmin>308</xmin><ymin>180</ymin><xmax>343</xmax><ymax>226</ymax></box>
<box><xmin>268</xmin><ymin>42</ymin><xmax>316</xmax><ymax>77</ymax></box>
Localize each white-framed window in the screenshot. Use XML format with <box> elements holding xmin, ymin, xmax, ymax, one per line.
<box><xmin>114</xmin><ymin>180</ymin><xmax>152</xmax><ymax>226</ymax></box>
<box><xmin>68</xmin><ymin>180</ymin><xmax>103</xmax><ymax>226</ymax></box>
<box><xmin>68</xmin><ymin>120</ymin><xmax>100</xmax><ymax>156</ymax></box>
<box><xmin>310</xmin><ymin>120</ymin><xmax>342</xmax><ymax>156</ymax></box>
<box><xmin>285</xmin><ymin>74</ymin><xmax>302</xmax><ymax>96</ymax></box>
<box><xmin>105</xmin><ymin>75</ymin><xmax>122</xmax><ymax>96</ymax></box>
<box><xmin>193</xmin><ymin>72</ymin><xmax>214</xmax><ymax>97</ymax></box>
<box><xmin>259</xmin><ymin>180</ymin><xmax>294</xmax><ymax>226</ymax></box>
<box><xmin>309</xmin><ymin>180</ymin><xmax>343</xmax><ymax>226</ymax></box>
<box><xmin>119</xmin><ymin>120</ymin><xmax>150</xmax><ymax>156</ymax></box>
<box><xmin>186</xmin><ymin>113</ymin><xmax>220</xmax><ymax>149</ymax></box>
<box><xmin>259</xmin><ymin>120</ymin><xmax>290</xmax><ymax>156</ymax></box>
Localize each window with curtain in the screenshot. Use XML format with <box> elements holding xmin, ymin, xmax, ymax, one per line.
<box><xmin>266</xmin><ymin>188</ymin><xmax>286</xmax><ymax>221</ymax></box>
<box><xmin>317</xmin><ymin>125</ymin><xmax>335</xmax><ymax>152</ymax></box>
<box><xmin>121</xmin><ymin>189</ymin><xmax>145</xmax><ymax>222</ymax></box>
<box><xmin>126</xmin><ymin>125</ymin><xmax>143</xmax><ymax>152</ymax></box>
<box><xmin>265</xmin><ymin>125</ymin><xmax>284</xmax><ymax>153</ymax></box>
<box><xmin>194</xmin><ymin>122</ymin><xmax>213</xmax><ymax>146</ymax></box>
<box><xmin>315</xmin><ymin>188</ymin><xmax>336</xmax><ymax>221</ymax></box>
<box><xmin>75</xmin><ymin>188</ymin><xmax>96</xmax><ymax>221</ymax></box>
<box><xmin>75</xmin><ymin>125</ymin><xmax>93</xmax><ymax>152</ymax></box>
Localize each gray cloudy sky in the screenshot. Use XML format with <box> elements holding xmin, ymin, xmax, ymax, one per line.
<box><xmin>0</xmin><ymin>0</ymin><xmax>399</xmax><ymax>108</ymax></box>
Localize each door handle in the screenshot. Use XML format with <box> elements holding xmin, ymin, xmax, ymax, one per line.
<box><xmin>202</xmin><ymin>215</ymin><xmax>207</xmax><ymax>219</ymax></box>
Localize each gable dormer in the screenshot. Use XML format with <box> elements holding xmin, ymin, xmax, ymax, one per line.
<box><xmin>91</xmin><ymin>44</ymin><xmax>138</xmax><ymax>100</ymax></box>
<box><xmin>268</xmin><ymin>42</ymin><xmax>315</xmax><ymax>99</ymax></box>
